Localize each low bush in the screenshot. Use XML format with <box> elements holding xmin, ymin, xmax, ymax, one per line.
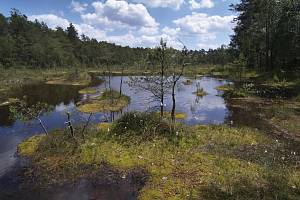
<box><xmin>111</xmin><ymin>112</ymin><xmax>180</xmax><ymax>140</ymax></box>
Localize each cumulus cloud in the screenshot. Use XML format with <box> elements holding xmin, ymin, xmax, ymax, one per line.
<box><xmin>71</xmin><ymin>0</ymin><xmax>88</xmax><ymax>14</ymax></box>
<box><xmin>81</xmin><ymin>0</ymin><xmax>159</xmax><ymax>31</ymax></box>
<box><xmin>28</xmin><ymin>14</ymin><xmax>70</xmax><ymax>29</ymax></box>
<box><xmin>189</xmin><ymin>0</ymin><xmax>214</xmax><ymax>10</ymax></box>
<box><xmin>133</xmin><ymin>0</ymin><xmax>185</xmax><ymax>10</ymax></box>
<box><xmin>174</xmin><ymin>12</ymin><xmax>234</xmax><ymax>34</ymax></box>
<box><xmin>28</xmin><ymin>0</ymin><xmax>235</xmax><ymax>50</ymax></box>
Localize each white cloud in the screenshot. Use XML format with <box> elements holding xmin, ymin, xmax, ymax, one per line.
<box><xmin>81</xmin><ymin>0</ymin><xmax>159</xmax><ymax>31</ymax></box>
<box><xmin>28</xmin><ymin>14</ymin><xmax>70</xmax><ymax>29</ymax></box>
<box><xmin>174</xmin><ymin>12</ymin><xmax>234</xmax><ymax>34</ymax></box>
<box><xmin>162</xmin><ymin>26</ymin><xmax>181</xmax><ymax>36</ymax></box>
<box><xmin>189</xmin><ymin>0</ymin><xmax>214</xmax><ymax>10</ymax></box>
<box><xmin>133</xmin><ymin>0</ymin><xmax>185</xmax><ymax>10</ymax></box>
<box><xmin>71</xmin><ymin>0</ymin><xmax>88</xmax><ymax>14</ymax></box>
<box><xmin>28</xmin><ymin>14</ymin><xmax>107</xmax><ymax>41</ymax></box>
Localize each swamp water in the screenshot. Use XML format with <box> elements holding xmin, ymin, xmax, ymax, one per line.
<box><xmin>0</xmin><ymin>76</ymin><xmax>229</xmax><ymax>199</ymax></box>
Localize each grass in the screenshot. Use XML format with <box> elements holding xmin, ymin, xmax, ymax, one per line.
<box><xmin>77</xmin><ymin>90</ymin><xmax>130</xmax><ymax>113</ymax></box>
<box><xmin>18</xmin><ymin>114</ymin><xmax>300</xmax><ymax>199</ymax></box>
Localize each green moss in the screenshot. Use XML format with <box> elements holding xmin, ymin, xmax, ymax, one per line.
<box><xmin>18</xmin><ymin>120</ymin><xmax>299</xmax><ymax>199</ymax></box>
<box><xmin>46</xmin><ymin>79</ymin><xmax>90</xmax><ymax>86</ymax></box>
<box><xmin>193</xmin><ymin>89</ymin><xmax>208</xmax><ymax>97</ymax></box>
<box><xmin>18</xmin><ymin>135</ymin><xmax>46</xmax><ymax>157</ymax></box>
<box><xmin>156</xmin><ymin>112</ymin><xmax>187</xmax><ymax>120</ymax></box>
<box><xmin>77</xmin><ymin>90</ymin><xmax>130</xmax><ymax>113</ymax></box>
<box><xmin>216</xmin><ymin>84</ymin><xmax>232</xmax><ymax>92</ymax></box>
<box><xmin>96</xmin><ymin>122</ymin><xmax>112</xmax><ymax>131</ymax></box>
<box><xmin>78</xmin><ymin>87</ymin><xmax>98</xmax><ymax>94</ymax></box>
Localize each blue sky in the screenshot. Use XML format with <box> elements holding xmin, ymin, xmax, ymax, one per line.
<box><xmin>0</xmin><ymin>0</ymin><xmax>239</xmax><ymax>49</ymax></box>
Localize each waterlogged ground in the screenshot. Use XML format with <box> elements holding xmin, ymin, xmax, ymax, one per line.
<box><xmin>0</xmin><ymin>76</ymin><xmax>229</xmax><ymax>199</ymax></box>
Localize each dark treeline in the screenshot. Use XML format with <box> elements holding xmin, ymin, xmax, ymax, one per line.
<box><xmin>230</xmin><ymin>0</ymin><xmax>300</xmax><ymax>71</ymax></box>
<box><xmin>0</xmin><ymin>9</ymin><xmax>233</xmax><ymax>69</ymax></box>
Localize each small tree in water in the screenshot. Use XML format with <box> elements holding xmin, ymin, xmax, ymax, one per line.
<box><xmin>129</xmin><ymin>38</ymin><xmax>171</xmax><ymax>118</ymax></box>
<box><xmin>9</xmin><ymin>99</ymin><xmax>53</xmax><ymax>135</ymax></box>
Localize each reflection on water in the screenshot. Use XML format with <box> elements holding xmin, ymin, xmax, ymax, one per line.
<box><xmin>0</xmin><ymin>76</ymin><xmax>229</xmax><ymax>198</ymax></box>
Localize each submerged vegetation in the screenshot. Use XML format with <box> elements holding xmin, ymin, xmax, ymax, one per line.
<box><xmin>77</xmin><ymin>90</ymin><xmax>130</xmax><ymax>113</ymax></box>
<box><xmin>18</xmin><ymin>112</ymin><xmax>300</xmax><ymax>199</ymax></box>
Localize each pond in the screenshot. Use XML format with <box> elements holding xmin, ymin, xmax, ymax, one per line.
<box><xmin>0</xmin><ymin>76</ymin><xmax>229</xmax><ymax>199</ymax></box>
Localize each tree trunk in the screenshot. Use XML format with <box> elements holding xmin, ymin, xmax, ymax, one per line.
<box><xmin>171</xmin><ymin>82</ymin><xmax>176</xmax><ymax>122</ymax></box>
<box><xmin>120</xmin><ymin>67</ymin><xmax>124</xmax><ymax>96</ymax></box>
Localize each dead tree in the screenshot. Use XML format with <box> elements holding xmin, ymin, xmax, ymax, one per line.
<box><xmin>170</xmin><ymin>45</ymin><xmax>188</xmax><ymax>121</ymax></box>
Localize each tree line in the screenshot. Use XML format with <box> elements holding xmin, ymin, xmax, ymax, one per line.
<box><xmin>230</xmin><ymin>0</ymin><xmax>300</xmax><ymax>71</ymax></box>
<box><xmin>0</xmin><ymin>9</ymin><xmax>234</xmax><ymax>69</ymax></box>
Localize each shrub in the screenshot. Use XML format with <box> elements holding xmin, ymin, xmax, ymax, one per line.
<box><xmin>111</xmin><ymin>112</ymin><xmax>176</xmax><ymax>139</ymax></box>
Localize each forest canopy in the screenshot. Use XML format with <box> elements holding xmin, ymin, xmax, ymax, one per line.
<box><xmin>0</xmin><ymin>9</ymin><xmax>233</xmax><ymax>69</ymax></box>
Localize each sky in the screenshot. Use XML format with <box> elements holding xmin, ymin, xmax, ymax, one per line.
<box><xmin>0</xmin><ymin>0</ymin><xmax>239</xmax><ymax>50</ymax></box>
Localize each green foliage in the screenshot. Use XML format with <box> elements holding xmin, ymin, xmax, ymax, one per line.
<box><xmin>9</xmin><ymin>99</ymin><xmax>53</xmax><ymax>121</ymax></box>
<box><xmin>0</xmin><ymin>9</ymin><xmax>234</xmax><ymax>70</ymax></box>
<box><xmin>231</xmin><ymin>0</ymin><xmax>300</xmax><ymax>70</ymax></box>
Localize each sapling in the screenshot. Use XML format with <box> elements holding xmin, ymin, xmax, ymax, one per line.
<box><xmin>10</xmin><ymin>99</ymin><xmax>53</xmax><ymax>135</ymax></box>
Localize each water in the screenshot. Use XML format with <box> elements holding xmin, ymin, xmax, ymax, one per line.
<box><xmin>0</xmin><ymin>76</ymin><xmax>229</xmax><ymax>199</ymax></box>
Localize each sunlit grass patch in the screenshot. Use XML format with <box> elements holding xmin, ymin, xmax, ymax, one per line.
<box><xmin>78</xmin><ymin>87</ymin><xmax>97</xmax><ymax>94</ymax></box>
<box><xmin>77</xmin><ymin>90</ymin><xmax>130</xmax><ymax>113</ymax></box>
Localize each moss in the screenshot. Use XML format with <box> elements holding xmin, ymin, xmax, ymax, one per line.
<box><xmin>78</xmin><ymin>87</ymin><xmax>98</xmax><ymax>94</ymax></box>
<box><xmin>46</xmin><ymin>79</ymin><xmax>90</xmax><ymax>86</ymax></box>
<box><xmin>193</xmin><ymin>89</ymin><xmax>208</xmax><ymax>97</ymax></box>
<box><xmin>18</xmin><ymin>120</ymin><xmax>300</xmax><ymax>199</ymax></box>
<box><xmin>216</xmin><ymin>84</ymin><xmax>232</xmax><ymax>92</ymax></box>
<box><xmin>158</xmin><ymin>112</ymin><xmax>187</xmax><ymax>119</ymax></box>
<box><xmin>96</xmin><ymin>122</ymin><xmax>112</xmax><ymax>131</ymax></box>
<box><xmin>17</xmin><ymin>135</ymin><xmax>46</xmax><ymax>157</ymax></box>
<box><xmin>77</xmin><ymin>90</ymin><xmax>130</xmax><ymax>113</ymax></box>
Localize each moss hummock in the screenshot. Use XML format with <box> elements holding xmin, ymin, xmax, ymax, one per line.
<box><xmin>193</xmin><ymin>88</ymin><xmax>208</xmax><ymax>97</ymax></box>
<box><xmin>77</xmin><ymin>90</ymin><xmax>130</xmax><ymax>113</ymax></box>
<box><xmin>157</xmin><ymin>111</ymin><xmax>187</xmax><ymax>119</ymax></box>
<box><xmin>18</xmin><ymin>120</ymin><xmax>300</xmax><ymax>200</ymax></box>
<box><xmin>18</xmin><ymin>135</ymin><xmax>46</xmax><ymax>157</ymax></box>
<box><xmin>78</xmin><ymin>87</ymin><xmax>98</xmax><ymax>94</ymax></box>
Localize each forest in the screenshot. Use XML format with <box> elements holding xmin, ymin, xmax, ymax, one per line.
<box><xmin>0</xmin><ymin>9</ymin><xmax>234</xmax><ymax>69</ymax></box>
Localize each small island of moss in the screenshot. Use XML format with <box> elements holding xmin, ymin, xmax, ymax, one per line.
<box><xmin>77</xmin><ymin>90</ymin><xmax>130</xmax><ymax>113</ymax></box>
<box><xmin>78</xmin><ymin>87</ymin><xmax>98</xmax><ymax>95</ymax></box>
<box><xmin>193</xmin><ymin>88</ymin><xmax>208</xmax><ymax>97</ymax></box>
